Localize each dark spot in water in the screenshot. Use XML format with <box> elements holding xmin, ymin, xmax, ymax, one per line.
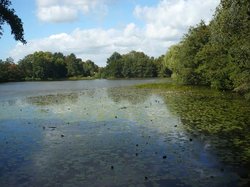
<box><xmin>20</xmin><ymin>109</ymin><xmax>22</xmax><ymax>111</ymax></box>
<box><xmin>120</xmin><ymin>107</ymin><xmax>127</xmax><ymax>109</ymax></box>
<box><xmin>238</xmin><ymin>169</ymin><xmax>249</xmax><ymax>179</ymax></box>
<box><xmin>115</xmin><ymin>116</ymin><xmax>118</xmax><ymax>118</ymax></box>
<box><xmin>146</xmin><ymin>142</ymin><xmax>148</xmax><ymax>145</ymax></box>
<box><xmin>155</xmin><ymin>152</ymin><xmax>158</xmax><ymax>154</ymax></box>
<box><xmin>111</xmin><ymin>166</ymin><xmax>114</xmax><ymax>170</ymax></box>
<box><xmin>42</xmin><ymin>126</ymin><xmax>45</xmax><ymax>130</ymax></box>
<box><xmin>136</xmin><ymin>144</ymin><xmax>139</xmax><ymax>147</ymax></box>
<box><xmin>136</xmin><ymin>153</ymin><xmax>138</xmax><ymax>156</ymax></box>
<box><xmin>145</xmin><ymin>176</ymin><xmax>148</xmax><ymax>180</ymax></box>
<box><xmin>61</xmin><ymin>134</ymin><xmax>64</xmax><ymax>138</ymax></box>
<box><xmin>6</xmin><ymin>141</ymin><xmax>8</xmax><ymax>144</ymax></box>
<box><xmin>210</xmin><ymin>176</ymin><xmax>214</xmax><ymax>179</ymax></box>
<box><xmin>68</xmin><ymin>108</ymin><xmax>70</xmax><ymax>110</ymax></box>
<box><xmin>67</xmin><ymin>122</ymin><xmax>70</xmax><ymax>125</ymax></box>
<box><xmin>189</xmin><ymin>138</ymin><xmax>193</xmax><ymax>141</ymax></box>
<box><xmin>220</xmin><ymin>168</ymin><xmax>224</xmax><ymax>172</ymax></box>
<box><xmin>163</xmin><ymin>155</ymin><xmax>167</xmax><ymax>159</ymax></box>
<box><xmin>28</xmin><ymin>122</ymin><xmax>31</xmax><ymax>124</ymax></box>
<box><xmin>174</xmin><ymin>125</ymin><xmax>177</xmax><ymax>127</ymax></box>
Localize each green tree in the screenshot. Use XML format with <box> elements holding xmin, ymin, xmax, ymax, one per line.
<box><xmin>0</xmin><ymin>57</ymin><xmax>23</xmax><ymax>82</ymax></box>
<box><xmin>1</xmin><ymin>51</ymin><xmax>99</xmax><ymax>82</ymax></box>
<box><xmin>65</xmin><ymin>53</ymin><xmax>82</xmax><ymax>77</ymax></box>
<box><xmin>164</xmin><ymin>44</ymin><xmax>181</xmax><ymax>81</ymax></box>
<box><xmin>0</xmin><ymin>0</ymin><xmax>26</xmax><ymax>43</ymax></box>
<box><xmin>105</xmin><ymin>52</ymin><xmax>123</xmax><ymax>78</ymax></box>
<box><xmin>104</xmin><ymin>51</ymin><xmax>157</xmax><ymax>78</ymax></box>
<box><xmin>123</xmin><ymin>51</ymin><xmax>156</xmax><ymax>78</ymax></box>
<box><xmin>0</xmin><ymin>59</ymin><xmax>10</xmax><ymax>82</ymax></box>
<box><xmin>169</xmin><ymin>21</ymin><xmax>210</xmax><ymax>85</ymax></box>
<box><xmin>208</xmin><ymin>0</ymin><xmax>250</xmax><ymax>93</ymax></box>
<box><xmin>82</xmin><ymin>60</ymin><xmax>99</xmax><ymax>77</ymax></box>
<box><xmin>154</xmin><ymin>55</ymin><xmax>172</xmax><ymax>77</ymax></box>
<box><xmin>32</xmin><ymin>52</ymin><xmax>46</xmax><ymax>79</ymax></box>
<box><xmin>53</xmin><ymin>52</ymin><xmax>67</xmax><ymax>78</ymax></box>
<box><xmin>18</xmin><ymin>54</ymin><xmax>33</xmax><ymax>79</ymax></box>
<box><xmin>164</xmin><ymin>0</ymin><xmax>250</xmax><ymax>99</ymax></box>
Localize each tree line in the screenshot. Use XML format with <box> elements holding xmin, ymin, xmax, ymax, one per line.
<box><xmin>0</xmin><ymin>50</ymin><xmax>171</xmax><ymax>82</ymax></box>
<box><xmin>100</xmin><ymin>51</ymin><xmax>171</xmax><ymax>78</ymax></box>
<box><xmin>0</xmin><ymin>51</ymin><xmax>99</xmax><ymax>81</ymax></box>
<box><xmin>164</xmin><ymin>0</ymin><xmax>250</xmax><ymax>99</ymax></box>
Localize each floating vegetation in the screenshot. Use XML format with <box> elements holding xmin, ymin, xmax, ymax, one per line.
<box><xmin>107</xmin><ymin>87</ymin><xmax>151</xmax><ymax>105</ymax></box>
<box><xmin>0</xmin><ymin>80</ymin><xmax>250</xmax><ymax>186</ymax></box>
<box><xmin>137</xmin><ymin>83</ymin><xmax>250</xmax><ymax>166</ymax></box>
<box><xmin>26</xmin><ymin>93</ymin><xmax>79</xmax><ymax>106</ymax></box>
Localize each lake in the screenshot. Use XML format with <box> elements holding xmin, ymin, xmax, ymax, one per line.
<box><xmin>0</xmin><ymin>79</ymin><xmax>249</xmax><ymax>187</ymax></box>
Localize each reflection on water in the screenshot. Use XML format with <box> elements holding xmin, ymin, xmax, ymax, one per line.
<box><xmin>0</xmin><ymin>81</ymin><xmax>249</xmax><ymax>186</ymax></box>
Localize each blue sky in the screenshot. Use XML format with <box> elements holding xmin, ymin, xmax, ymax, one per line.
<box><xmin>1</xmin><ymin>0</ymin><xmax>220</xmax><ymax>66</ymax></box>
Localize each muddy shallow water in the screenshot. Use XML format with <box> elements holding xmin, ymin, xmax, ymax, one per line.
<box><xmin>0</xmin><ymin>80</ymin><xmax>249</xmax><ymax>186</ymax></box>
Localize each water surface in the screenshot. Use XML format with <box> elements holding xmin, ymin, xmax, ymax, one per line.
<box><xmin>0</xmin><ymin>80</ymin><xmax>249</xmax><ymax>186</ymax></box>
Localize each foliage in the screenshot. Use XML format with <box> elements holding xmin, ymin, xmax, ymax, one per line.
<box><xmin>0</xmin><ymin>57</ymin><xmax>22</xmax><ymax>82</ymax></box>
<box><xmin>103</xmin><ymin>51</ymin><xmax>170</xmax><ymax>78</ymax></box>
<box><xmin>0</xmin><ymin>51</ymin><xmax>99</xmax><ymax>81</ymax></box>
<box><xmin>165</xmin><ymin>21</ymin><xmax>210</xmax><ymax>85</ymax></box>
<box><xmin>82</xmin><ymin>60</ymin><xmax>99</xmax><ymax>77</ymax></box>
<box><xmin>164</xmin><ymin>0</ymin><xmax>250</xmax><ymax>99</ymax></box>
<box><xmin>1</xmin><ymin>50</ymin><xmax>170</xmax><ymax>81</ymax></box>
<box><xmin>65</xmin><ymin>53</ymin><xmax>82</xmax><ymax>77</ymax></box>
<box><xmin>104</xmin><ymin>52</ymin><xmax>123</xmax><ymax>78</ymax></box>
<box><xmin>0</xmin><ymin>0</ymin><xmax>26</xmax><ymax>43</ymax></box>
<box><xmin>153</xmin><ymin>55</ymin><xmax>172</xmax><ymax>77</ymax></box>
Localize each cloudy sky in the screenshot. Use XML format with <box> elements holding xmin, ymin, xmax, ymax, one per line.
<box><xmin>1</xmin><ymin>0</ymin><xmax>220</xmax><ymax>66</ymax></box>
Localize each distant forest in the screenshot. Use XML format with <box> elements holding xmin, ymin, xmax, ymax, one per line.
<box><xmin>0</xmin><ymin>52</ymin><xmax>99</xmax><ymax>81</ymax></box>
<box><xmin>0</xmin><ymin>50</ymin><xmax>170</xmax><ymax>82</ymax></box>
<box><xmin>0</xmin><ymin>0</ymin><xmax>249</xmax><ymax>98</ymax></box>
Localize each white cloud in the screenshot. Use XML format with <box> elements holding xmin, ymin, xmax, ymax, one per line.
<box><xmin>134</xmin><ymin>0</ymin><xmax>219</xmax><ymax>40</ymax></box>
<box><xmin>11</xmin><ymin>0</ymin><xmax>220</xmax><ymax>67</ymax></box>
<box><xmin>38</xmin><ymin>6</ymin><xmax>78</xmax><ymax>23</ymax></box>
<box><xmin>36</xmin><ymin>0</ymin><xmax>108</xmax><ymax>22</ymax></box>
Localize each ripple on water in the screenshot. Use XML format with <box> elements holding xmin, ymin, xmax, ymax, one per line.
<box><xmin>0</xmin><ymin>85</ymin><xmax>249</xmax><ymax>186</ymax></box>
